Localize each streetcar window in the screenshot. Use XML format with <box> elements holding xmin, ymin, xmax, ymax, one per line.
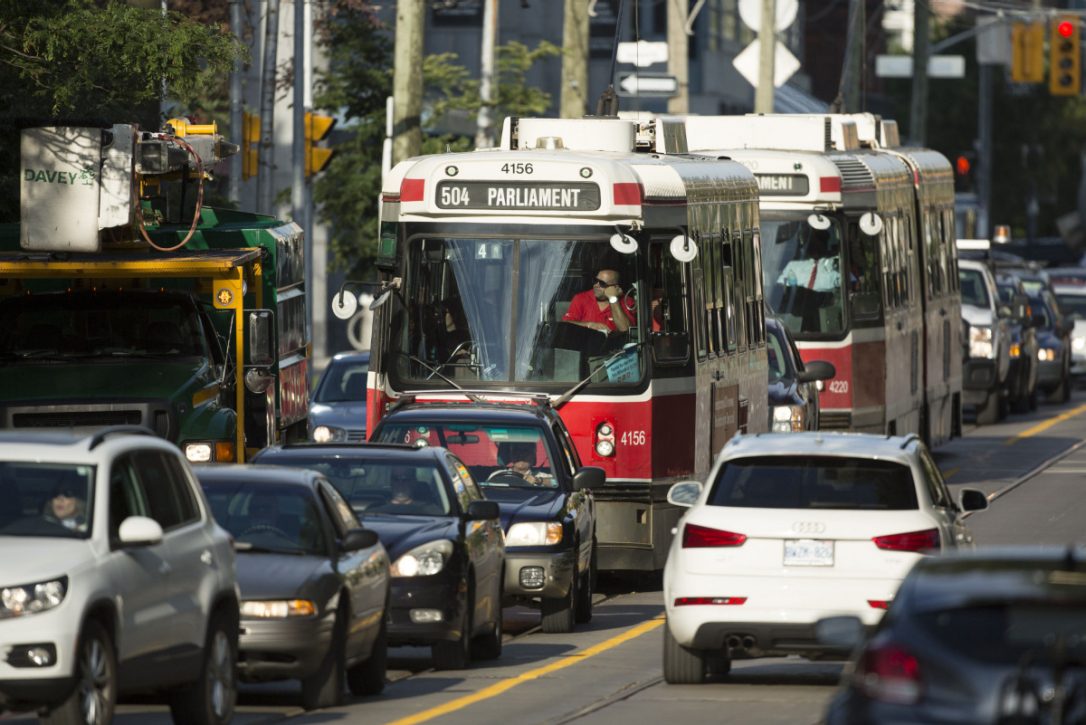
<box><xmin>761</xmin><ymin>214</ymin><xmax>846</xmax><ymax>337</ymax></box>
<box><xmin>709</xmin><ymin>456</ymin><xmax>919</xmax><ymax>510</ymax></box>
<box><xmin>649</xmin><ymin>239</ymin><xmax>692</xmax><ymax>365</ymax></box>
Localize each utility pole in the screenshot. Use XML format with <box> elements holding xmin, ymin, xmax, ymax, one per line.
<box><xmin>977</xmin><ymin>63</ymin><xmax>992</xmax><ymax>238</ymax></box>
<box><xmin>909</xmin><ymin>0</ymin><xmax>930</xmax><ymax>145</ymax></box>
<box><xmin>257</xmin><ymin>0</ymin><xmax>280</xmax><ymax>215</ymax></box>
<box><xmin>561</xmin><ymin>0</ymin><xmax>589</xmax><ymax>118</ymax></box>
<box><xmin>292</xmin><ymin>0</ymin><xmax>305</xmax><ymax>233</ymax></box>
<box><xmin>667</xmin><ymin>0</ymin><xmax>689</xmax><ymax>114</ymax></box>
<box><xmin>229</xmin><ymin>0</ymin><xmax>243</xmax><ymax>203</ymax></box>
<box><xmin>831</xmin><ymin>0</ymin><xmax>862</xmax><ymax>113</ymax></box>
<box><xmin>476</xmin><ymin>0</ymin><xmax>498</xmax><ymax>147</ymax></box>
<box><xmin>754</xmin><ymin>0</ymin><xmax>776</xmax><ymax>113</ymax></box>
<box><xmin>392</xmin><ymin>0</ymin><xmax>425</xmax><ymax>164</ymax></box>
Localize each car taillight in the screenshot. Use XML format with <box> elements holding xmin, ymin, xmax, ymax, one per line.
<box><xmin>682</xmin><ymin>523</ymin><xmax>747</xmax><ymax>548</ymax></box>
<box><xmin>856</xmin><ymin>641</ymin><xmax>922</xmax><ymax>705</ymax></box>
<box><xmin>872</xmin><ymin>528</ymin><xmax>940</xmax><ymax>552</ymax></box>
<box><xmin>867</xmin><ymin>599</ymin><xmax>892</xmax><ymax>610</ymax></box>
<box><xmin>673</xmin><ymin>597</ymin><xmax>746</xmax><ymax>606</ymax></box>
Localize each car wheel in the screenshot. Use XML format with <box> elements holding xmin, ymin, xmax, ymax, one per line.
<box><xmin>432</xmin><ymin>584</ymin><xmax>472</xmax><ymax>670</ymax></box>
<box><xmin>976</xmin><ymin>392</ymin><xmax>1001</xmax><ymax>425</ymax></box>
<box><xmin>301</xmin><ymin>607</ymin><xmax>346</xmax><ymax>710</ymax></box>
<box><xmin>662</xmin><ymin>619</ymin><xmax>707</xmax><ymax>684</ymax></box>
<box><xmin>43</xmin><ymin>620</ymin><xmax>117</xmax><ymax>725</ymax></box>
<box><xmin>1028</xmin><ymin>380</ymin><xmax>1039</xmax><ymax>411</ymax></box>
<box><xmin>472</xmin><ymin>603</ymin><xmax>503</xmax><ymax>661</ymax></box>
<box><xmin>347</xmin><ymin>612</ymin><xmax>387</xmax><ymax>696</ymax></box>
<box><xmin>168</xmin><ymin>612</ymin><xmax>237</xmax><ymax>725</ymax></box>
<box><xmin>1048</xmin><ymin>374</ymin><xmax>1068</xmax><ymax>405</ymax></box>
<box><xmin>541</xmin><ymin>569</ymin><xmax>576</xmax><ymax>634</ymax></box>
<box><xmin>575</xmin><ymin>547</ymin><xmax>595</xmax><ymax>624</ymax></box>
<box><xmin>1062</xmin><ymin>359</ymin><xmax>1072</xmax><ymax>403</ymax></box>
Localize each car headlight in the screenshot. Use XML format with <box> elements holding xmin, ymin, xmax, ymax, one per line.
<box><xmin>183</xmin><ymin>441</ymin><xmax>235</xmax><ymax>462</ymax></box>
<box><xmin>1073</xmin><ymin>337</ymin><xmax>1086</xmax><ymax>351</ymax></box>
<box><xmin>506</xmin><ymin>522</ymin><xmax>563</xmax><ymax>547</ymax></box>
<box><xmin>1009</xmin><ymin>342</ymin><xmax>1021</xmax><ymax>358</ymax></box>
<box><xmin>240</xmin><ymin>600</ymin><xmax>317</xmax><ymax>619</ymax></box>
<box><xmin>312</xmin><ymin>425</ymin><xmax>348</xmax><ymax>443</ymax></box>
<box><xmin>1039</xmin><ymin>348</ymin><xmax>1057</xmax><ymax>362</ymax></box>
<box><xmin>0</xmin><ymin>577</ymin><xmax>67</xmax><ymax>619</ymax></box>
<box><xmin>969</xmin><ymin>325</ymin><xmax>994</xmax><ymax>359</ymax></box>
<box><xmin>772</xmin><ymin>405</ymin><xmax>806</xmax><ymax>432</ymax></box>
<box><xmin>391</xmin><ymin>539</ymin><xmax>454</xmax><ymax>577</ymax></box>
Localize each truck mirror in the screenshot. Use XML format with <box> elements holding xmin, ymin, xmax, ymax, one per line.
<box><xmin>248</xmin><ymin>309</ymin><xmax>274</xmax><ymax>366</ymax></box>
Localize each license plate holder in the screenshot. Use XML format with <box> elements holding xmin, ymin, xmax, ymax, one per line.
<box><xmin>783</xmin><ymin>538</ymin><xmax>834</xmax><ymax>567</ymax></box>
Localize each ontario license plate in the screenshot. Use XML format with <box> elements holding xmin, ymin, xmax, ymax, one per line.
<box><xmin>783</xmin><ymin>539</ymin><xmax>834</xmax><ymax>567</ymax></box>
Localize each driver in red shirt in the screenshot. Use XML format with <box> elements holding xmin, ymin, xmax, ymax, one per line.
<box><xmin>563</xmin><ymin>268</ymin><xmax>636</xmax><ymax>333</ymax></box>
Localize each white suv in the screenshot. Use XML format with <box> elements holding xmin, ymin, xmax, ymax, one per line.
<box><xmin>0</xmin><ymin>427</ymin><xmax>239</xmax><ymax>724</ymax></box>
<box><xmin>661</xmin><ymin>431</ymin><xmax>988</xmax><ymax>684</ymax></box>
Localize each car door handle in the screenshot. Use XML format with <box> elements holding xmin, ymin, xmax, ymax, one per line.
<box><xmin>200</xmin><ymin>550</ymin><xmax>214</xmax><ymax>566</ymax></box>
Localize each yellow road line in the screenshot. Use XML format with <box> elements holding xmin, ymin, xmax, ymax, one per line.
<box><xmin>942</xmin><ymin>467</ymin><xmax>959</xmax><ymax>481</ymax></box>
<box><xmin>1004</xmin><ymin>402</ymin><xmax>1086</xmax><ymax>445</ymax></box>
<box><xmin>383</xmin><ymin>617</ymin><xmax>666</xmax><ymax>725</ymax></box>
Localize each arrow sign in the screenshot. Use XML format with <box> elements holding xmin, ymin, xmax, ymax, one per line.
<box><xmin>617</xmin><ymin>41</ymin><xmax>669</xmax><ymax>67</ymax></box>
<box><xmin>617</xmin><ymin>73</ymin><xmax>679</xmax><ymax>97</ymax></box>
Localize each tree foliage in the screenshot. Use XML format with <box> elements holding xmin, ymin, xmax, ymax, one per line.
<box><xmin>0</xmin><ymin>0</ymin><xmax>244</xmax><ymax>222</ymax></box>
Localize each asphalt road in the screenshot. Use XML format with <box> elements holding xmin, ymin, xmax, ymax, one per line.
<box><xmin>7</xmin><ymin>390</ymin><xmax>1086</xmax><ymax>725</ymax></box>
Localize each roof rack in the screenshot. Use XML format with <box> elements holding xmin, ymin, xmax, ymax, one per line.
<box><xmin>87</xmin><ymin>425</ymin><xmax>157</xmax><ymax>450</ymax></box>
<box><xmin>898</xmin><ymin>432</ymin><xmax>921</xmax><ymax>449</ymax></box>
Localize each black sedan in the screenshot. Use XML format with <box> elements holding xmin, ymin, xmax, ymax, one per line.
<box><xmin>250</xmin><ymin>443</ymin><xmax>505</xmax><ymax>670</ymax></box>
<box><xmin>820</xmin><ymin>547</ymin><xmax>1086</xmax><ymax>724</ymax></box>
<box><xmin>766</xmin><ymin>316</ymin><xmax>835</xmax><ymax>432</ymax></box>
<box><xmin>370</xmin><ymin>399</ymin><xmax>603</xmax><ymax>633</ymax></box>
<box><xmin>194</xmin><ymin>465</ymin><xmax>390</xmax><ymax>710</ymax></box>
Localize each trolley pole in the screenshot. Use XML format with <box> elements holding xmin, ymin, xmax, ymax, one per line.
<box><xmin>560</xmin><ymin>0</ymin><xmax>589</xmax><ymax>118</ymax></box>
<box><xmin>909</xmin><ymin>0</ymin><xmax>930</xmax><ymax>145</ymax></box>
<box><xmin>754</xmin><ymin>0</ymin><xmax>776</xmax><ymax>113</ymax></box>
<box><xmin>393</xmin><ymin>0</ymin><xmax>425</xmax><ymax>165</ymax></box>
<box><xmin>475</xmin><ymin>0</ymin><xmax>498</xmax><ymax>147</ymax></box>
<box><xmin>667</xmin><ymin>0</ymin><xmax>689</xmax><ymax>114</ymax></box>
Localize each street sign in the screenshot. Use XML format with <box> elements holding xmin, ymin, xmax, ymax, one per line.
<box><xmin>874</xmin><ymin>55</ymin><xmax>966</xmax><ymax>78</ymax></box>
<box><xmin>616</xmin><ymin>41</ymin><xmax>669</xmax><ymax>67</ymax></box>
<box><xmin>733</xmin><ymin>39</ymin><xmax>800</xmax><ymax>89</ymax></box>
<box><xmin>617</xmin><ymin>73</ymin><xmax>679</xmax><ymax>97</ymax></box>
<box><xmin>738</xmin><ymin>0</ymin><xmax>798</xmax><ymax>32</ymax></box>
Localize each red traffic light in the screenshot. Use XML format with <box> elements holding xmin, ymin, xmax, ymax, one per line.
<box><xmin>1058</xmin><ymin>20</ymin><xmax>1076</xmax><ymax>38</ymax></box>
<box><xmin>955</xmin><ymin>155</ymin><xmax>971</xmax><ymax>176</ymax></box>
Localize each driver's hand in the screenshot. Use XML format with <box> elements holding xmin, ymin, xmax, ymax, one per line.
<box><xmin>604</xmin><ymin>284</ymin><xmax>622</xmax><ymax>298</ymax></box>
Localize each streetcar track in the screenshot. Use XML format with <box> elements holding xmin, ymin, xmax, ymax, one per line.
<box><xmin>541</xmin><ymin>675</ymin><xmax>664</xmax><ymax>724</ymax></box>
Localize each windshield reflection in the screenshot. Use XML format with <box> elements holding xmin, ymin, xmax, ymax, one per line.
<box><xmin>390</xmin><ymin>234</ymin><xmax>645</xmax><ymax>387</ymax></box>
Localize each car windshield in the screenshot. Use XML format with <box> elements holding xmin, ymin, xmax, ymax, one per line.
<box><xmin>766</xmin><ymin>326</ymin><xmax>793</xmax><ymax>383</ymax></box>
<box><xmin>1030</xmin><ymin>300</ymin><xmax>1053</xmax><ymax>329</ymax></box>
<box><xmin>258</xmin><ymin>456</ymin><xmax>452</xmax><ymax>516</ymax></box>
<box><xmin>959</xmin><ymin>268</ymin><xmax>990</xmax><ymax>308</ymax></box>
<box><xmin>915</xmin><ymin>603</ymin><xmax>1086</xmax><ymax>666</ymax></box>
<box><xmin>387</xmin><ymin>231</ymin><xmax>646</xmax><ymax>387</ymax></box>
<box><xmin>1056</xmin><ymin>293</ymin><xmax>1086</xmax><ymax>318</ymax></box>
<box><xmin>375</xmin><ymin>423</ymin><xmax>558</xmax><ymax>489</ymax></box>
<box><xmin>0</xmin><ymin>294</ymin><xmax>210</xmax><ymax>360</ymax></box>
<box><xmin>0</xmin><ymin>463</ymin><xmax>95</xmax><ymax>539</ymax></box>
<box><xmin>315</xmin><ymin>357</ymin><xmax>369</xmax><ymax>403</ymax></box>
<box><xmin>709</xmin><ymin>455</ymin><xmax>918</xmax><ymax>509</ymax></box>
<box><xmin>201</xmin><ymin>483</ymin><xmax>328</xmax><ymax>555</ymax></box>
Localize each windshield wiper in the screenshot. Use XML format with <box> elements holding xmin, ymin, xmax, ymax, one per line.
<box><xmin>401</xmin><ymin>353</ymin><xmax>484</xmax><ymax>403</ymax></box>
<box><xmin>552</xmin><ymin>341</ymin><xmax>644</xmax><ymax>408</ymax></box>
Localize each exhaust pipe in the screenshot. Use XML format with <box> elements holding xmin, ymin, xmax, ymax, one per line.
<box><xmin>726</xmin><ymin>635</ymin><xmax>741</xmax><ymax>650</ymax></box>
<box><xmin>741</xmin><ymin>635</ymin><xmax>756</xmax><ymax>650</ymax></box>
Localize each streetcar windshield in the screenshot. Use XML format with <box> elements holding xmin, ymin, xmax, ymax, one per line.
<box><xmin>761</xmin><ymin>213</ymin><xmax>848</xmax><ymax>337</ymax></box>
<box><xmin>389</xmin><ymin>233</ymin><xmax>646</xmax><ymax>387</ymax></box>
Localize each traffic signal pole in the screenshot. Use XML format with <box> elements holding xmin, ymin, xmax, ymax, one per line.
<box><xmin>229</xmin><ymin>0</ymin><xmax>243</xmax><ymax>203</ymax></box>
<box><xmin>909</xmin><ymin>0</ymin><xmax>930</xmax><ymax>145</ymax></box>
<box><xmin>754</xmin><ymin>0</ymin><xmax>775</xmax><ymax>113</ymax></box>
<box><xmin>560</xmin><ymin>0</ymin><xmax>589</xmax><ymax>118</ymax></box>
<box><xmin>978</xmin><ymin>62</ymin><xmax>992</xmax><ymax>238</ymax></box>
<box><xmin>667</xmin><ymin>0</ymin><xmax>689</xmax><ymax>114</ymax></box>
<box><xmin>257</xmin><ymin>0</ymin><xmax>280</xmax><ymax>215</ymax></box>
<box><xmin>393</xmin><ymin>0</ymin><xmax>424</xmax><ymax>164</ymax></box>
<box><xmin>292</xmin><ymin>0</ymin><xmax>306</xmax><ymax>237</ymax></box>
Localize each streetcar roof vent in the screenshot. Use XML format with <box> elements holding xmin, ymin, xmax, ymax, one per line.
<box><xmin>534</xmin><ymin>136</ymin><xmax>565</xmax><ymax>150</ymax></box>
<box><xmin>828</xmin><ymin>113</ymin><xmax>900</xmax><ymax>149</ymax></box>
<box><xmin>500</xmin><ymin>117</ymin><xmax>687</xmax><ymax>154</ymax></box>
<box><xmin>680</xmin><ymin>115</ymin><xmax>860</xmax><ymax>153</ymax></box>
<box><xmin>829</xmin><ymin>155</ymin><xmax>875</xmax><ymax>191</ymax></box>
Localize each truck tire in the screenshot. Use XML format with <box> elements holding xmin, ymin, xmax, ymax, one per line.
<box><xmin>662</xmin><ymin>620</ymin><xmax>708</xmax><ymax>684</ymax></box>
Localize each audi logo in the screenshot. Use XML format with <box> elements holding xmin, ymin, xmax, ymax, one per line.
<box><xmin>791</xmin><ymin>521</ymin><xmax>826</xmax><ymax>534</ymax></box>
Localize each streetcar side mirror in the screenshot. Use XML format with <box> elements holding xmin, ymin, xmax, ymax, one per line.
<box><xmin>849</xmin><ymin>291</ymin><xmax>881</xmax><ymax>323</ymax></box>
<box><xmin>248</xmin><ymin>309</ymin><xmax>274</xmax><ymax>366</ymax></box>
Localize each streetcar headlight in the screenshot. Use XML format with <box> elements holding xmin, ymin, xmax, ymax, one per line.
<box><xmin>969</xmin><ymin>325</ymin><xmax>994</xmax><ymax>359</ymax></box>
<box><xmin>0</xmin><ymin>577</ymin><xmax>67</xmax><ymax>619</ymax></box>
<box><xmin>312</xmin><ymin>425</ymin><xmax>347</xmax><ymax>443</ymax></box>
<box><xmin>506</xmin><ymin>522</ymin><xmax>563</xmax><ymax>547</ymax></box>
<box><xmin>391</xmin><ymin>540</ymin><xmax>453</xmax><ymax>577</ymax></box>
<box><xmin>594</xmin><ymin>420</ymin><xmax>616</xmax><ymax>457</ymax></box>
<box><xmin>772</xmin><ymin>405</ymin><xmax>806</xmax><ymax>432</ymax></box>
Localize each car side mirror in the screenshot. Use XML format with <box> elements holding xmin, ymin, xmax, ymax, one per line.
<box><xmin>959</xmin><ymin>488</ymin><xmax>989</xmax><ymax>512</ymax></box>
<box><xmin>117</xmin><ymin>515</ymin><xmax>164</xmax><ymax>547</ymax></box>
<box><xmin>341</xmin><ymin>528</ymin><xmax>380</xmax><ymax>552</ymax></box>
<box><xmin>815</xmin><ymin>615</ymin><xmax>866</xmax><ymax>653</ymax></box>
<box><xmin>572</xmin><ymin>466</ymin><xmax>605</xmax><ymax>491</ymax></box>
<box><xmin>997</xmin><ymin>305</ymin><xmax>1013</xmax><ymax>319</ymax></box>
<box><xmin>797</xmin><ymin>360</ymin><xmax>836</xmax><ymax>383</ymax></box>
<box><xmin>666</xmin><ymin>480</ymin><xmax>703</xmax><ymax>507</ymax></box>
<box><xmin>465</xmin><ymin>500</ymin><xmax>500</xmax><ymax>521</ymax></box>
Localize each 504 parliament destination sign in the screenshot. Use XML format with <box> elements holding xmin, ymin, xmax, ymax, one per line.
<box><xmin>435</xmin><ymin>181</ymin><xmax>601</xmax><ymax>211</ymax></box>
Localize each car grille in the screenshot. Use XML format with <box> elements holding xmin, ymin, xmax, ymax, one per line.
<box><xmin>347</xmin><ymin>429</ymin><xmax>367</xmax><ymax>443</ymax></box>
<box><xmin>819</xmin><ymin>411</ymin><xmax>852</xmax><ymax>430</ymax></box>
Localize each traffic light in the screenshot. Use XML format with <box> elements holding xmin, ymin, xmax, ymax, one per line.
<box><xmin>1011</xmin><ymin>21</ymin><xmax>1045</xmax><ymax>83</ymax></box>
<box><xmin>241</xmin><ymin>111</ymin><xmax>260</xmax><ymax>180</ymax></box>
<box><xmin>954</xmin><ymin>152</ymin><xmax>976</xmax><ymax>193</ymax></box>
<box><xmin>304</xmin><ymin>113</ymin><xmax>335</xmax><ymax>177</ymax></box>
<box><xmin>1049</xmin><ymin>16</ymin><xmax>1080</xmax><ymax>96</ymax></box>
